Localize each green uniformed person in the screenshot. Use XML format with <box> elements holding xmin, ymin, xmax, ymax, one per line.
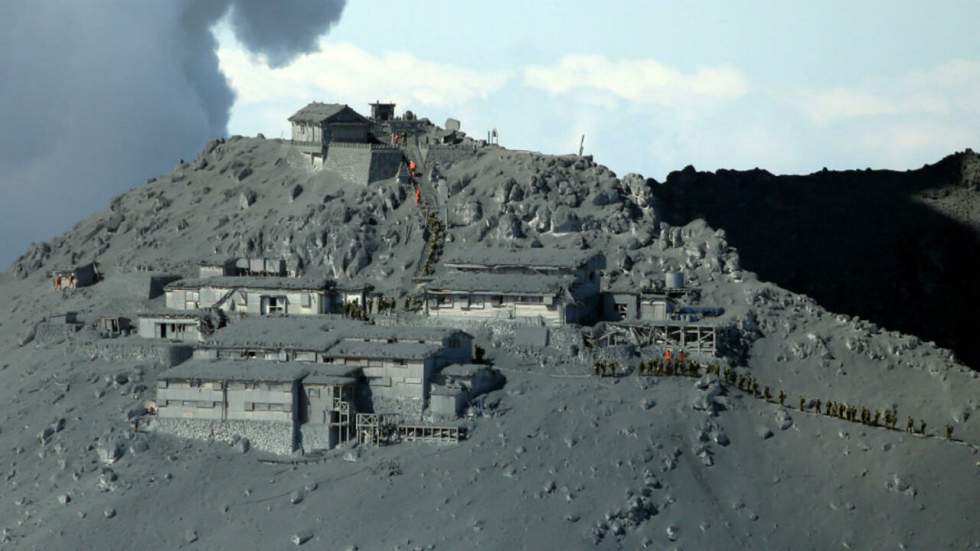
<box><xmin>778</xmin><ymin>390</ymin><xmax>786</xmax><ymax>406</ymax></box>
<box><xmin>873</xmin><ymin>411</ymin><xmax>881</xmax><ymax>426</ymax></box>
<box><xmin>764</xmin><ymin>386</ymin><xmax>772</xmax><ymax>402</ymax></box>
<box><xmin>825</xmin><ymin>401</ymin><xmax>833</xmax><ymax>416</ymax></box>
<box><xmin>814</xmin><ymin>399</ymin><xmax>822</xmax><ymax>414</ymax></box>
<box><xmin>945</xmin><ymin>424</ymin><xmax>954</xmax><ymax>440</ymax></box>
<box><xmin>800</xmin><ymin>396</ymin><xmax>806</xmax><ymax>411</ymax></box>
<box><xmin>918</xmin><ymin>420</ymin><xmax>926</xmax><ymax>435</ymax></box>
<box><xmin>906</xmin><ymin>416</ymin><xmax>915</xmax><ymax>433</ymax></box>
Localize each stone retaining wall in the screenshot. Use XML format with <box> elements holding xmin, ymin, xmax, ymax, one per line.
<box><xmin>72</xmin><ymin>339</ymin><xmax>193</xmax><ymax>367</ymax></box>
<box><xmin>149</xmin><ymin>417</ymin><xmax>297</xmax><ymax>455</ymax></box>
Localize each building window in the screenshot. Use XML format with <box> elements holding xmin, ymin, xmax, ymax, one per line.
<box><xmin>469</xmin><ymin>295</ymin><xmax>485</xmax><ymax>309</ymax></box>
<box><xmin>266</xmin><ymin>296</ymin><xmax>287</xmax><ymax>314</ymax></box>
<box><xmin>490</xmin><ymin>295</ymin><xmax>503</xmax><ymax>306</ymax></box>
<box><xmin>301</xmin><ymin>293</ymin><xmax>312</xmax><ymax>307</ymax></box>
<box><xmin>435</xmin><ymin>295</ymin><xmax>453</xmax><ymax>309</ymax></box>
<box><xmin>307</xmin><ymin>388</ymin><xmax>320</xmax><ymax>398</ymax></box>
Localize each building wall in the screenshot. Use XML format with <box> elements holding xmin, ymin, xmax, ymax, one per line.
<box><xmin>323</xmin><ymin>143</ymin><xmax>401</xmax><ymax>185</ymax></box>
<box><xmin>240</xmin><ymin>289</ymin><xmax>325</xmax><ymax>316</ymax></box>
<box><xmin>166</xmin><ymin>287</ymin><xmax>326</xmax><ymax>315</ymax></box>
<box><xmin>326</xmin><ymin>122</ymin><xmax>369</xmax><ymax>143</ymax></box>
<box><xmin>225</xmin><ymin>381</ymin><xmax>297</xmax><ymax>423</ymax></box>
<box><xmin>327</xmin><ymin>356</ymin><xmax>432</xmax><ymax>401</ymax></box>
<box><xmin>291</xmin><ymin>122</ymin><xmax>322</xmax><ymax>143</ymax></box>
<box><xmin>137</xmin><ymin>317</ymin><xmax>203</xmax><ymax>342</ymax></box>
<box><xmin>300</xmin><ymin>423</ymin><xmax>334</xmax><ymax>452</ymax></box>
<box><xmin>368</xmin><ymin>147</ymin><xmax>403</xmax><ymax>183</ymax></box>
<box><xmin>304</xmin><ymin>383</ymin><xmax>341</xmax><ymax>424</ymax></box>
<box><xmin>324</xmin><ymin>143</ymin><xmax>373</xmax><ymax>185</ymax></box>
<box><xmin>156</xmin><ymin>380</ymin><xmax>225</xmax><ymax>420</ymax></box>
<box><xmin>426</xmin><ymin>294</ymin><xmax>565</xmax><ymax>325</ymax></box>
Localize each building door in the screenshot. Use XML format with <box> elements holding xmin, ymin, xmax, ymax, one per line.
<box><xmin>158</xmin><ymin>323</ymin><xmax>167</xmax><ymax>339</ymax></box>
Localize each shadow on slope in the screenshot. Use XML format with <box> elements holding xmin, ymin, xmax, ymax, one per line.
<box><xmin>654</xmin><ymin>152</ymin><xmax>980</xmax><ymax>370</ymax></box>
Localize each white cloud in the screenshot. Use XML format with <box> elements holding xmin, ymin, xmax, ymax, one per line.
<box><xmin>857</xmin><ymin>121</ymin><xmax>978</xmax><ymax>166</ymax></box>
<box><xmin>799</xmin><ymin>59</ymin><xmax>980</xmax><ymax>125</ymax></box>
<box><xmin>218</xmin><ymin>41</ymin><xmax>510</xmax><ymax>107</ymax></box>
<box><xmin>523</xmin><ymin>54</ymin><xmax>750</xmax><ymax>109</ymax></box>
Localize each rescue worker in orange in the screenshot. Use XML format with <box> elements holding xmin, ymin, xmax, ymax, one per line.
<box><xmin>415</xmin><ymin>186</ymin><xmax>422</xmax><ymax>206</ymax></box>
<box><xmin>408</xmin><ymin>160</ymin><xmax>417</xmax><ymax>178</ymax></box>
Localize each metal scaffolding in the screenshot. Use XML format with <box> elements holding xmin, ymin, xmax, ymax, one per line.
<box><xmin>596</xmin><ymin>321</ymin><xmax>717</xmax><ymax>356</ymax></box>
<box><xmin>355</xmin><ymin>413</ymin><xmax>464</xmax><ymax>446</ymax></box>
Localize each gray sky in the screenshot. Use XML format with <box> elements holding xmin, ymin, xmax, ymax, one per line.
<box><xmin>0</xmin><ymin>0</ymin><xmax>345</xmax><ymax>269</ymax></box>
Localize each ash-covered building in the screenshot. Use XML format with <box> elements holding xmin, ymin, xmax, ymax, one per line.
<box><xmin>164</xmin><ymin>276</ymin><xmax>334</xmax><ymax>316</ymax></box>
<box><xmin>191</xmin><ymin>317</ymin><xmax>474</xmax><ymax>416</ymax></box>
<box><xmin>288</xmin><ymin>101</ymin><xmax>402</xmax><ymax>184</ymax></box>
<box><xmin>153</xmin><ymin>360</ymin><xmax>360</xmax><ymax>455</ymax></box>
<box><xmin>424</xmin><ymin>248</ymin><xmax>605</xmax><ymax>326</ymax></box>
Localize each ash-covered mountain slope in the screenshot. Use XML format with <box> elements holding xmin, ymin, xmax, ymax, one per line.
<box><xmin>0</xmin><ymin>130</ymin><xmax>978</xmax><ymax>549</ymax></box>
<box><xmin>6</xmin><ymin>130</ymin><xmax>980</xmax><ymax>447</ymax></box>
<box><xmin>653</xmin><ymin>151</ymin><xmax>980</xmax><ymax>370</ymax></box>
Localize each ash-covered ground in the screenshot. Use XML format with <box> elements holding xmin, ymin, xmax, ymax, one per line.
<box><xmin>1</xmin><ymin>127</ymin><xmax>978</xmax><ymax>550</ymax></box>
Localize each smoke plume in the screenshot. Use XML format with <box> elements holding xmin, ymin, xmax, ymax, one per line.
<box><xmin>0</xmin><ymin>0</ymin><xmax>346</xmax><ymax>268</ymax></box>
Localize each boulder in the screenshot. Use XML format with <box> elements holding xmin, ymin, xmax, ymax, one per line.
<box><xmin>551</xmin><ymin>206</ymin><xmax>581</xmax><ymax>233</ymax></box>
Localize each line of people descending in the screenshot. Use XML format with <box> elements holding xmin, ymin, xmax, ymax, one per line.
<box><xmin>593</xmin><ymin>348</ymin><xmax>955</xmax><ymax>441</ymax></box>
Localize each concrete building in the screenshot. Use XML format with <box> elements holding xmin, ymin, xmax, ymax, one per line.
<box><xmin>442</xmin><ymin>247</ymin><xmax>605</xmax><ymax>280</ymax></box>
<box><xmin>300</xmin><ymin>365</ymin><xmax>361</xmax><ymax>450</ymax></box>
<box><xmin>603</xmin><ymin>290</ymin><xmax>676</xmax><ymax>322</ymax></box>
<box><xmin>52</xmin><ymin>263</ymin><xmax>98</xmax><ymax>289</ymax></box>
<box><xmin>425</xmin><ymin>247</ymin><xmax>605</xmax><ymax>326</ymax></box>
<box><xmin>289</xmin><ymin>101</ymin><xmax>403</xmax><ymax>184</ymax></box>
<box><xmin>337</xmin><ymin>325</ymin><xmax>473</xmax><ymax>365</ymax></box>
<box><xmin>425</xmin><ymin>272</ymin><xmax>593</xmax><ymax>326</ymax></box>
<box><xmin>164</xmin><ymin>276</ymin><xmax>333</xmax><ymax>316</ymax></box>
<box><xmin>137</xmin><ymin>311</ymin><xmax>217</xmax><ymax>343</ymax></box>
<box><xmin>322</xmin><ymin>340</ymin><xmax>444</xmax><ymax>409</ymax></box>
<box><xmin>289</xmin><ymin>102</ymin><xmax>371</xmax><ymax>146</ymax></box>
<box><xmin>193</xmin><ymin>317</ymin><xmax>473</xmax><ymax>416</ymax></box>
<box><xmin>194</xmin><ymin>317</ymin><xmax>354</xmax><ymax>362</ymax></box>
<box><xmin>154</xmin><ymin>361</ymin><xmax>309</xmax><ymax>455</ymax></box>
